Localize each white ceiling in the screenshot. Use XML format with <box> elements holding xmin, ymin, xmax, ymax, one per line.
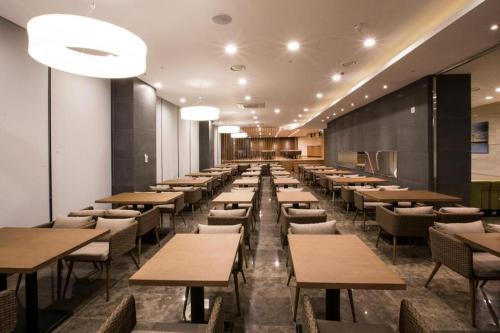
<box><xmin>1</xmin><ymin>0</ymin><xmax>497</xmax><ymax>133</ymax></box>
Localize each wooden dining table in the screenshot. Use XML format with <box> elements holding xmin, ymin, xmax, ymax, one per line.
<box><xmin>272</xmin><ymin>170</ymin><xmax>291</xmax><ymax>176</ymax></box>
<box><xmin>273</xmin><ymin>177</ymin><xmax>300</xmax><ymax>187</ymax></box>
<box><xmin>0</xmin><ymin>228</ymin><xmax>108</xmax><ymax>333</ymax></box>
<box><xmin>233</xmin><ymin>178</ymin><xmax>259</xmax><ymax>187</ymax></box>
<box><xmin>328</xmin><ymin>176</ymin><xmax>387</xmax><ymax>184</ymax></box>
<box><xmin>212</xmin><ymin>191</ymin><xmax>255</xmax><ymax>209</ymax></box>
<box><xmin>362</xmin><ymin>190</ymin><xmax>461</xmax><ymax>205</ymax></box>
<box><xmin>158</xmin><ymin>177</ymin><xmax>212</xmax><ymax>187</ymax></box>
<box><xmin>316</xmin><ymin>169</ymin><xmax>353</xmax><ymax>175</ymax></box>
<box><xmin>95</xmin><ymin>191</ymin><xmax>183</xmax><ymax>210</ymax></box>
<box><xmin>288</xmin><ymin>234</ymin><xmax>406</xmax><ymax>321</ymax></box>
<box><xmin>241</xmin><ymin>171</ymin><xmax>261</xmax><ymax>177</ymax></box>
<box><xmin>129</xmin><ymin>234</ymin><xmax>240</xmax><ymax>323</ymax></box>
<box><xmin>456</xmin><ymin>233</ymin><xmax>500</xmax><ymax>257</ymax></box>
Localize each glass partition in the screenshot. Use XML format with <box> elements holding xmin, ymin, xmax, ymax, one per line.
<box><xmin>336</xmin><ymin>151</ymin><xmax>397</xmax><ymax>178</ymax></box>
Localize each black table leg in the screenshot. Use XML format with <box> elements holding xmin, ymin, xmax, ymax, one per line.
<box><xmin>232</xmin><ymin>203</ymin><xmax>238</xmax><ymax>209</ymax></box>
<box><xmin>325</xmin><ymin>288</ymin><xmax>340</xmax><ymax>321</ymax></box>
<box><xmin>190</xmin><ymin>286</ymin><xmax>205</xmax><ymax>323</ymax></box>
<box><xmin>0</xmin><ymin>273</ymin><xmax>7</xmax><ymax>291</ymax></box>
<box><xmin>292</xmin><ymin>203</ymin><xmax>299</xmax><ymax>208</ymax></box>
<box><xmin>25</xmin><ymin>272</ymin><xmax>40</xmax><ymax>333</ymax></box>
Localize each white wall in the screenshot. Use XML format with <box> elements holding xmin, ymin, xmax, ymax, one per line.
<box><xmin>190</xmin><ymin>121</ymin><xmax>200</xmax><ymax>172</ymax></box>
<box><xmin>51</xmin><ymin>70</ymin><xmax>112</xmax><ymax>217</ymax></box>
<box><xmin>156</xmin><ymin>98</ymin><xmax>179</xmax><ymax>181</ymax></box>
<box><xmin>472</xmin><ymin>101</ymin><xmax>500</xmax><ymax>180</ymax></box>
<box><xmin>0</xmin><ymin>17</ymin><xmax>50</xmax><ymax>227</ymax></box>
<box><xmin>298</xmin><ymin>135</ymin><xmax>324</xmax><ymax>157</ymax></box>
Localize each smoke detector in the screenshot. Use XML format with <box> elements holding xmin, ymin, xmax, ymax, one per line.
<box><xmin>230</xmin><ymin>64</ymin><xmax>246</xmax><ymax>72</ymax></box>
<box><xmin>211</xmin><ymin>13</ymin><xmax>232</xmax><ymax>25</ymax></box>
<box><xmin>342</xmin><ymin>60</ymin><xmax>357</xmax><ymax>67</ymax></box>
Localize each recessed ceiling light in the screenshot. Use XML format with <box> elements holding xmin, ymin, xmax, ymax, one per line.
<box><xmin>253</xmin><ymin>116</ymin><xmax>257</xmax><ymax>119</ymax></box>
<box><xmin>238</xmin><ymin>78</ymin><xmax>247</xmax><ymax>85</ymax></box>
<box><xmin>332</xmin><ymin>73</ymin><xmax>342</xmax><ymax>82</ymax></box>
<box><xmin>251</xmin><ymin>110</ymin><xmax>256</xmax><ymax>114</ymax></box>
<box><xmin>321</xmin><ymin>119</ymin><xmax>324</xmax><ymax>122</ymax></box>
<box><xmin>383</xmin><ymin>84</ymin><xmax>388</xmax><ymax>89</ymax></box>
<box><xmin>225</xmin><ymin>43</ymin><xmax>237</xmax><ymax>55</ymax></box>
<box><xmin>495</xmin><ymin>87</ymin><xmax>500</xmax><ymax>93</ymax></box>
<box><xmin>298</xmin><ymin>114</ymin><xmax>302</xmax><ymax>118</ymax></box>
<box><xmin>257</xmin><ymin>124</ymin><xmax>261</xmax><ymax>128</ymax></box>
<box><xmin>363</xmin><ymin>37</ymin><xmax>376</xmax><ymax>48</ymax></box>
<box><xmin>333</xmin><ymin>113</ymin><xmax>336</xmax><ymax>116</ymax></box>
<box><xmin>341</xmin><ymin>108</ymin><xmax>344</xmax><ymax>112</ymax></box>
<box><xmin>274</xmin><ymin>108</ymin><xmax>280</xmax><ymax>113</ymax></box>
<box><xmin>485</xmin><ymin>96</ymin><xmax>493</xmax><ymax>100</ymax></box>
<box><xmin>294</xmin><ymin>119</ymin><xmax>298</xmax><ymax>122</ymax></box>
<box><xmin>491</xmin><ymin>24</ymin><xmax>498</xmax><ymax>31</ymax></box>
<box><xmin>303</xmin><ymin>108</ymin><xmax>309</xmax><ymax>112</ymax></box>
<box><xmin>245</xmin><ymin>95</ymin><xmax>251</xmax><ymax>101</ymax></box>
<box><xmin>316</xmin><ymin>93</ymin><xmax>323</xmax><ymax>98</ymax></box>
<box><xmin>351</xmin><ymin>103</ymin><xmax>355</xmax><ymax>106</ymax></box>
<box><xmin>255</xmin><ymin>121</ymin><xmax>259</xmax><ymax>124</ymax></box>
<box><xmin>364</xmin><ymin>95</ymin><xmax>369</xmax><ymax>99</ymax></box>
<box><xmin>287</xmin><ymin>40</ymin><xmax>300</xmax><ymax>52</ymax></box>
<box><xmin>154</xmin><ymin>82</ymin><xmax>162</xmax><ymax>89</ymax></box>
<box><xmin>179</xmin><ymin>97</ymin><xmax>186</xmax><ymax>103</ymax></box>
<box><xmin>326</xmin><ymin>116</ymin><xmax>330</xmax><ymax>119</ymax></box>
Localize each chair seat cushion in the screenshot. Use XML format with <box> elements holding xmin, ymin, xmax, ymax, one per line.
<box><xmin>377</xmin><ymin>185</ymin><xmax>400</xmax><ymax>190</ymax></box>
<box><xmin>396</xmin><ymin>202</ymin><xmax>412</xmax><ymax>207</ymax></box>
<box><xmin>395</xmin><ymin>206</ymin><xmax>434</xmax><ymax>215</ymax></box>
<box><xmin>474</xmin><ymin>252</ymin><xmax>500</xmax><ymax>278</ymax></box>
<box><xmin>96</xmin><ymin>217</ymin><xmax>136</xmax><ymax>240</ymax></box>
<box><xmin>67</xmin><ymin>242</ymin><xmax>109</xmax><ymax>261</ymax></box>
<box><xmin>69</xmin><ymin>209</ymin><xmax>106</xmax><ymax>217</ymax></box>
<box><xmin>53</xmin><ymin>216</ymin><xmax>93</xmax><ymax>228</ymax></box>
<box><xmin>434</xmin><ymin>221</ymin><xmax>485</xmax><ymax>235</ymax></box>
<box><xmin>363</xmin><ymin>202</ymin><xmax>391</xmax><ymax>208</ymax></box>
<box><xmin>198</xmin><ymin>224</ymin><xmax>242</xmax><ymax>234</ymax></box>
<box><xmin>105</xmin><ymin>209</ymin><xmax>141</xmax><ymax>218</ymax></box>
<box><xmin>486</xmin><ymin>224</ymin><xmax>500</xmax><ymax>233</ymax></box>
<box><xmin>288</xmin><ymin>208</ymin><xmax>326</xmax><ymax>216</ymax></box>
<box><xmin>149</xmin><ymin>185</ymin><xmax>170</xmax><ymax>191</ymax></box>
<box><xmin>158</xmin><ymin>204</ymin><xmax>175</xmax><ymax>210</ymax></box>
<box><xmin>439</xmin><ymin>207</ymin><xmax>481</xmax><ymax>214</ymax></box>
<box><xmin>317</xmin><ymin>320</ymin><xmax>393</xmax><ymax>333</ymax></box>
<box><xmin>290</xmin><ymin>220</ymin><xmax>337</xmax><ymax>234</ymax></box>
<box><xmin>172</xmin><ymin>186</ymin><xmax>194</xmax><ymax>191</ymax></box>
<box><xmin>277</xmin><ymin>187</ymin><xmax>303</xmax><ymax>192</ymax></box>
<box><xmin>209</xmin><ymin>209</ymin><xmax>246</xmax><ymax>217</ymax></box>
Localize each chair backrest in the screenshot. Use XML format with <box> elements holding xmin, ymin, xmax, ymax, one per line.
<box><xmin>96</xmin><ymin>294</ymin><xmax>136</xmax><ymax>333</ymax></box>
<box><xmin>435</xmin><ymin>209</ymin><xmax>484</xmax><ymax>223</ymax></box>
<box><xmin>302</xmin><ymin>295</ymin><xmax>319</xmax><ymax>333</ymax></box>
<box><xmin>398</xmin><ymin>299</ymin><xmax>432</xmax><ymax>333</ymax></box>
<box><xmin>341</xmin><ymin>187</ymin><xmax>354</xmax><ymax>203</ymax></box>
<box><xmin>0</xmin><ymin>290</ymin><xmax>17</xmax><ymax>333</ymax></box>
<box><xmin>353</xmin><ymin>191</ymin><xmax>364</xmax><ymax>210</ymax></box>
<box><xmin>206</xmin><ymin>296</ymin><xmax>224</xmax><ymax>333</ymax></box>
<box><xmin>428</xmin><ymin>227</ymin><xmax>473</xmax><ymax>278</ymax></box>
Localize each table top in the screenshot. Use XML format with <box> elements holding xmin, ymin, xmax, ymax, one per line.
<box><xmin>187</xmin><ymin>172</ymin><xmax>223</xmax><ymax>177</ymax></box>
<box><xmin>241</xmin><ymin>171</ymin><xmax>261</xmax><ymax>176</ymax></box>
<box><xmin>329</xmin><ymin>177</ymin><xmax>387</xmax><ymax>184</ymax></box>
<box><xmin>303</xmin><ymin>166</ymin><xmax>329</xmax><ymax>170</ymax></box>
<box><xmin>289</xmin><ymin>234</ymin><xmax>406</xmax><ymax>290</ymax></box>
<box><xmin>233</xmin><ymin>178</ymin><xmax>259</xmax><ymax>186</ymax></box>
<box><xmin>276</xmin><ymin>191</ymin><xmax>319</xmax><ymax>204</ymax></box>
<box><xmin>203</xmin><ymin>168</ymin><xmax>231</xmax><ymax>172</ymax></box>
<box><xmin>212</xmin><ymin>191</ymin><xmax>255</xmax><ymax>204</ymax></box>
<box><xmin>362</xmin><ymin>190</ymin><xmax>461</xmax><ymax>203</ymax></box>
<box><xmin>129</xmin><ymin>234</ymin><xmax>240</xmax><ymax>287</ymax></box>
<box><xmin>261</xmin><ymin>150</ymin><xmax>276</xmax><ymax>153</ymax></box>
<box><xmin>0</xmin><ymin>228</ymin><xmax>109</xmax><ymax>274</ymax></box>
<box><xmin>159</xmin><ymin>177</ymin><xmax>211</xmax><ymax>186</ymax></box>
<box><xmin>273</xmin><ymin>177</ymin><xmax>300</xmax><ymax>186</ymax></box>
<box><xmin>248</xmin><ymin>167</ymin><xmax>262</xmax><ymax>171</ymax></box>
<box><xmin>456</xmin><ymin>233</ymin><xmax>500</xmax><ymax>257</ymax></box>
<box><xmin>96</xmin><ymin>192</ymin><xmax>183</xmax><ymax>205</ymax></box>
<box><xmin>272</xmin><ymin>171</ymin><xmax>291</xmax><ymax>176</ymax></box>
<box><xmin>316</xmin><ymin>170</ymin><xmax>353</xmax><ymax>175</ymax></box>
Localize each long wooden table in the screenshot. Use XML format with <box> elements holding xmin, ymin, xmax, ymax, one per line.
<box><xmin>212</xmin><ymin>191</ymin><xmax>255</xmax><ymax>209</ymax></box>
<box><xmin>129</xmin><ymin>234</ymin><xmax>240</xmax><ymax>323</ymax></box>
<box><xmin>95</xmin><ymin>192</ymin><xmax>183</xmax><ymax>210</ymax></box>
<box><xmin>0</xmin><ymin>228</ymin><xmax>108</xmax><ymax>333</ymax></box>
<box><xmin>456</xmin><ymin>233</ymin><xmax>500</xmax><ymax>257</ymax></box>
<box><xmin>288</xmin><ymin>234</ymin><xmax>406</xmax><ymax>321</ymax></box>
<box><xmin>362</xmin><ymin>190</ymin><xmax>461</xmax><ymax>205</ymax></box>
<box><xmin>158</xmin><ymin>177</ymin><xmax>212</xmax><ymax>187</ymax></box>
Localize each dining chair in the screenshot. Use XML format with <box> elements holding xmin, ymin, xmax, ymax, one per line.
<box><xmin>0</xmin><ymin>290</ymin><xmax>17</xmax><ymax>333</ymax></box>
<box><xmin>157</xmin><ymin>193</ymin><xmax>186</xmax><ymax>234</ymax></box>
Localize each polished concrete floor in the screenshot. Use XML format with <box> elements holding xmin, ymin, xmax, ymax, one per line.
<box><xmin>8</xmin><ymin>176</ymin><xmax>500</xmax><ymax>332</ymax></box>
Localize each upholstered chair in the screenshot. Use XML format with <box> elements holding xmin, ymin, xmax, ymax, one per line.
<box><xmin>0</xmin><ymin>290</ymin><xmax>17</xmax><ymax>333</ymax></box>
<box><xmin>352</xmin><ymin>189</ymin><xmax>391</xmax><ymax>231</ymax></box>
<box><xmin>434</xmin><ymin>206</ymin><xmax>484</xmax><ymax>223</ymax></box>
<box><xmin>279</xmin><ymin>207</ymin><xmax>327</xmax><ymax>246</ymax></box>
<box><xmin>208</xmin><ymin>208</ymin><xmax>253</xmax><ymax>252</ymax></box>
<box><xmin>157</xmin><ymin>193</ymin><xmax>186</xmax><ymax>234</ymax></box>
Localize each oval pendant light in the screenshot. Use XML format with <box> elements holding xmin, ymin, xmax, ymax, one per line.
<box><xmin>231</xmin><ymin>132</ymin><xmax>248</xmax><ymax>138</ymax></box>
<box><xmin>218</xmin><ymin>125</ymin><xmax>240</xmax><ymax>134</ymax></box>
<box><xmin>180</xmin><ymin>106</ymin><xmax>220</xmax><ymax>121</ymax></box>
<box><xmin>27</xmin><ymin>14</ymin><xmax>147</xmax><ymax>78</ymax></box>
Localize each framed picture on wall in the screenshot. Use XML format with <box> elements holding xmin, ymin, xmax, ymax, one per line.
<box><xmin>471</xmin><ymin>121</ymin><xmax>489</xmax><ymax>154</ymax></box>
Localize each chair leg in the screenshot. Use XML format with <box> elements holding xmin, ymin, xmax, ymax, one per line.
<box><xmin>352</xmin><ymin>209</ymin><xmax>359</xmax><ymax>223</ymax></box>
<box><xmin>480</xmin><ymin>280</ymin><xmax>487</xmax><ymax>288</ymax></box>
<box><xmin>287</xmin><ymin>271</ymin><xmax>293</xmax><ymax>286</ymax></box>
<box><xmin>233</xmin><ymin>273</ymin><xmax>241</xmax><ymax>316</ymax></box>
<box><xmin>129</xmin><ymin>251</ymin><xmax>140</xmax><ymax>269</ymax></box>
<box><xmin>105</xmin><ymin>261</ymin><xmax>110</xmax><ymax>302</ymax></box>
<box><xmin>155</xmin><ymin>228</ymin><xmax>161</xmax><ymax>248</ymax></box>
<box><xmin>180</xmin><ymin>212</ymin><xmax>187</xmax><ymax>226</ymax></box>
<box><xmin>424</xmin><ymin>262</ymin><xmax>442</xmax><ymax>288</ymax></box>
<box><xmin>348</xmin><ymin>289</ymin><xmax>356</xmax><ymax>323</ymax></box>
<box><xmin>469</xmin><ymin>279</ymin><xmax>476</xmax><ymax>327</ymax></box>
<box><xmin>62</xmin><ymin>261</ymin><xmax>74</xmax><ymax>299</ymax></box>
<box><xmin>392</xmin><ymin>236</ymin><xmax>397</xmax><ymax>265</ymax></box>
<box><xmin>15</xmin><ymin>274</ymin><xmax>23</xmax><ymax>295</ymax></box>
<box><xmin>240</xmin><ymin>270</ymin><xmax>247</xmax><ymax>284</ymax></box>
<box><xmin>293</xmin><ymin>287</ymin><xmax>300</xmax><ymax>322</ymax></box>
<box><xmin>137</xmin><ymin>237</ymin><xmax>142</xmax><ymax>267</ymax></box>
<box><xmin>182</xmin><ymin>287</ymin><xmax>190</xmax><ymax>321</ymax></box>
<box><xmin>362</xmin><ymin>212</ymin><xmax>367</xmax><ymax>232</ymax></box>
<box><xmin>376</xmin><ymin>228</ymin><xmax>382</xmax><ymax>248</ymax></box>
<box><xmin>57</xmin><ymin>260</ymin><xmax>63</xmax><ymax>299</ymax></box>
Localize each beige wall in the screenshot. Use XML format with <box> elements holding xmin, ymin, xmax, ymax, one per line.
<box><xmin>471</xmin><ymin>101</ymin><xmax>500</xmax><ymax>180</ymax></box>
<box><xmin>298</xmin><ymin>135</ymin><xmax>324</xmax><ymax>157</ymax></box>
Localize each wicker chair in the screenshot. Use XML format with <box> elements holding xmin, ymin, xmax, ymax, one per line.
<box><xmin>97</xmin><ymin>294</ymin><xmax>224</xmax><ymax>333</ymax></box>
<box><xmin>171</xmin><ymin>187</ymin><xmax>203</xmax><ymax>218</ymax></box>
<box><xmin>158</xmin><ymin>193</ymin><xmax>186</xmax><ymax>234</ymax></box>
<box><xmin>279</xmin><ymin>207</ymin><xmax>327</xmax><ymax>246</ymax></box>
<box><xmin>184</xmin><ymin>225</ymin><xmax>245</xmax><ymax>317</ymax></box>
<box><xmin>105</xmin><ymin>207</ymin><xmax>161</xmax><ymax>265</ymax></box>
<box><xmin>341</xmin><ymin>187</ymin><xmax>355</xmax><ymax>216</ymax></box>
<box><xmin>375</xmin><ymin>206</ymin><xmax>435</xmax><ymax>265</ymax></box>
<box><xmin>208</xmin><ymin>207</ymin><xmax>253</xmax><ymax>253</ymax></box>
<box><xmin>302</xmin><ymin>295</ymin><xmax>431</xmax><ymax>333</ymax></box>
<box><xmin>352</xmin><ymin>190</ymin><xmax>391</xmax><ymax>231</ymax></box>
<box><xmin>425</xmin><ymin>227</ymin><xmax>500</xmax><ymax>327</ymax></box>
<box><xmin>63</xmin><ymin>219</ymin><xmax>139</xmax><ymax>301</ymax></box>
<box><xmin>434</xmin><ymin>207</ymin><xmax>484</xmax><ymax>223</ymax></box>
<box><xmin>0</xmin><ymin>290</ymin><xmax>16</xmax><ymax>333</ymax></box>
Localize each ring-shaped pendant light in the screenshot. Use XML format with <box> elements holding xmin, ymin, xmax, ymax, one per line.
<box><xmin>27</xmin><ymin>14</ymin><xmax>147</xmax><ymax>78</ymax></box>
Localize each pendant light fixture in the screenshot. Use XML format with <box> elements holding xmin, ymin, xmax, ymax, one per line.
<box><xmin>180</xmin><ymin>106</ymin><xmax>220</xmax><ymax>121</ymax></box>
<box><xmin>218</xmin><ymin>125</ymin><xmax>240</xmax><ymax>134</ymax></box>
<box><xmin>231</xmin><ymin>132</ymin><xmax>248</xmax><ymax>138</ymax></box>
<box><xmin>27</xmin><ymin>2</ymin><xmax>147</xmax><ymax>78</ymax></box>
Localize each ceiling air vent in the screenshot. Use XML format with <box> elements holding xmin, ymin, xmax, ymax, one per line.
<box><xmin>237</xmin><ymin>102</ymin><xmax>266</xmax><ymax>109</ymax></box>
